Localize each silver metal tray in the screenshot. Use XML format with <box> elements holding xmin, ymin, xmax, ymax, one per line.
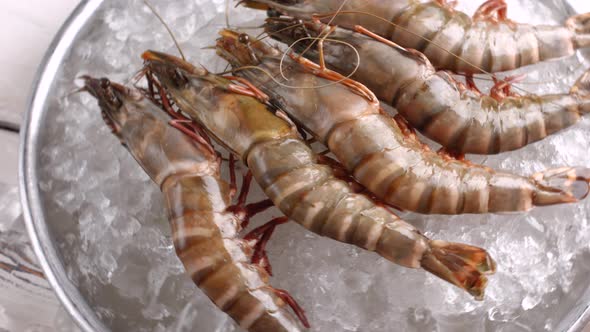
<box><xmin>19</xmin><ymin>0</ymin><xmax>590</xmax><ymax>331</ymax></box>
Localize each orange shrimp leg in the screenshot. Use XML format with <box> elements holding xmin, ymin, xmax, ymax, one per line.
<box><xmin>354</xmin><ymin>25</ymin><xmax>405</xmax><ymax>52</ymax></box>
<box><xmin>490</xmin><ymin>74</ymin><xmax>526</xmax><ymax>101</ymax></box>
<box><xmin>314</xmin><ymin>25</ymin><xmax>337</xmax><ymax>71</ymax></box>
<box><xmin>392</xmin><ymin>114</ymin><xmax>419</xmax><ymax>138</ymax></box>
<box><xmin>465</xmin><ymin>74</ymin><xmax>483</xmax><ymax>94</ymax></box>
<box><xmin>225</xmin><ymin>75</ymin><xmax>270</xmax><ymax>102</ymax></box>
<box><xmin>145</xmin><ymin>70</ymin><xmax>156</xmax><ymax>100</ymax></box>
<box><xmin>154</xmin><ymin>76</ymin><xmax>180</xmax><ymax>119</ymax></box>
<box><xmin>228</xmin><ymin>153</ymin><xmax>238</xmax><ymax>199</ymax></box>
<box><xmin>353</xmin><ymin>25</ymin><xmax>432</xmax><ymax>66</ymax></box>
<box><xmin>156</xmin><ymin>78</ymin><xmax>219</xmax><ymax>149</ymax></box>
<box><xmin>244</xmin><ymin>216</ymin><xmax>289</xmax><ymax>275</ymax></box>
<box><xmin>158</xmin><ymin>82</ymin><xmax>217</xmax><ymax>156</ymax></box>
<box><xmin>146</xmin><ymin>71</ymin><xmax>182</xmax><ymax>119</ymax></box>
<box><xmin>169</xmin><ymin>120</ymin><xmax>217</xmax><ymax>156</ymax></box>
<box><xmin>273</xmin><ymin>288</ymin><xmax>310</xmax><ymax>329</ymax></box>
<box><xmin>473</xmin><ymin>0</ymin><xmax>507</xmax><ymax>22</ymax></box>
<box><xmin>243</xmin><ymin>200</ymin><xmax>276</xmax><ymax>225</ymax></box>
<box><xmin>225</xmin><ymin>154</ymin><xmax>275</xmax><ymax>218</ymax></box>
<box><xmin>437</xmin><ymin>147</ymin><xmax>467</xmax><ymax>162</ymax></box>
<box><xmin>227</xmin><ymin>170</ymin><xmax>253</xmax><ymax>225</ymax></box>
<box><xmin>473</xmin><ymin>0</ymin><xmax>515</xmax><ymax>27</ymax></box>
<box><xmin>243</xmin><ymin>217</ymin><xmax>310</xmax><ymax>328</ymax></box>
<box><xmin>227</xmin><ymin>170</ymin><xmax>274</xmax><ymax>228</ymax></box>
<box><xmin>290</xmin><ymin>53</ymin><xmax>379</xmax><ymax>105</ymax></box>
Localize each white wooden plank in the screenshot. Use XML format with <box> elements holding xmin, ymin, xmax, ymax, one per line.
<box><xmin>0</xmin><ymin>0</ymin><xmax>80</xmax><ymax>127</ymax></box>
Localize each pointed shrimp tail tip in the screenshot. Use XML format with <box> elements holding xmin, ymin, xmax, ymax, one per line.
<box><xmin>533</xmin><ymin>167</ymin><xmax>590</xmax><ymax>206</ymax></box>
<box><xmin>567</xmin><ymin>12</ymin><xmax>590</xmax><ymax>49</ymax></box>
<box><xmin>421</xmin><ymin>240</ymin><xmax>496</xmax><ymax>300</ymax></box>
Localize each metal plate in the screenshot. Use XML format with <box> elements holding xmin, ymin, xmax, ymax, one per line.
<box><xmin>19</xmin><ymin>0</ymin><xmax>590</xmax><ymax>331</ymax></box>
<box><xmin>21</xmin><ymin>3</ymin><xmax>109</xmax><ymax>331</ymax></box>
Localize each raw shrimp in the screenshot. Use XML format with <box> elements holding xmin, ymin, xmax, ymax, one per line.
<box><xmin>81</xmin><ymin>76</ymin><xmax>307</xmax><ymax>332</ymax></box>
<box><xmin>242</xmin><ymin>0</ymin><xmax>590</xmax><ymax>73</ymax></box>
<box><xmin>141</xmin><ymin>50</ymin><xmax>496</xmax><ymax>299</ymax></box>
<box><xmin>265</xmin><ymin>18</ymin><xmax>590</xmax><ymax>154</ymax></box>
<box><xmin>215</xmin><ymin>30</ymin><xmax>590</xmax><ymax>214</ymax></box>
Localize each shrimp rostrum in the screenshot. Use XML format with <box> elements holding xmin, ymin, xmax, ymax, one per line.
<box><xmin>215</xmin><ymin>29</ymin><xmax>590</xmax><ymax>215</ymax></box>
<box><xmin>265</xmin><ymin>17</ymin><xmax>590</xmax><ymax>155</ymax></box>
<box><xmin>243</xmin><ymin>0</ymin><xmax>590</xmax><ymax>73</ymax></box>
<box><xmin>140</xmin><ymin>50</ymin><xmax>496</xmax><ymax>299</ymax></box>
<box><xmin>81</xmin><ymin>76</ymin><xmax>306</xmax><ymax>332</ymax></box>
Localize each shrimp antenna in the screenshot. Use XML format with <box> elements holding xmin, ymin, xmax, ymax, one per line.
<box><xmin>219</xmin><ymin>37</ymin><xmax>363</xmax><ymax>92</ymax></box>
<box><xmin>256</xmin><ymin>21</ymin><xmax>304</xmax><ymax>42</ymax></box>
<box><xmin>264</xmin><ymin>0</ymin><xmax>357</xmax><ymax>86</ymax></box>
<box><xmin>225</xmin><ymin>0</ymin><xmax>231</xmax><ymax>28</ymax></box>
<box><xmin>300</xmin><ymin>0</ymin><xmax>349</xmax><ymax>58</ymax></box>
<box><xmin>143</xmin><ymin>0</ymin><xmax>187</xmax><ymax>61</ymax></box>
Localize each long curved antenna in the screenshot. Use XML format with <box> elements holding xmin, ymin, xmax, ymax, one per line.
<box><xmin>225</xmin><ymin>0</ymin><xmax>231</xmax><ymax>28</ymax></box>
<box><xmin>218</xmin><ymin>37</ymin><xmax>362</xmax><ymax>91</ymax></box>
<box><xmin>143</xmin><ymin>0</ymin><xmax>187</xmax><ymax>61</ymax></box>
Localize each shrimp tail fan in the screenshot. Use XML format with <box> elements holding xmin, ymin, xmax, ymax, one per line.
<box><xmin>532</xmin><ymin>167</ymin><xmax>590</xmax><ymax>206</ymax></box>
<box><xmin>421</xmin><ymin>240</ymin><xmax>496</xmax><ymax>300</ymax></box>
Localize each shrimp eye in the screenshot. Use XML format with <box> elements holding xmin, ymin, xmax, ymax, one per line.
<box><xmin>100</xmin><ymin>78</ymin><xmax>111</xmax><ymax>89</ymax></box>
<box><xmin>267</xmin><ymin>8</ymin><xmax>281</xmax><ymax>18</ymax></box>
<box><xmin>238</xmin><ymin>33</ymin><xmax>250</xmax><ymax>44</ymax></box>
<box><xmin>167</xmin><ymin>68</ymin><xmax>188</xmax><ymax>88</ymax></box>
<box><xmin>98</xmin><ymin>78</ymin><xmax>121</xmax><ymax>107</ymax></box>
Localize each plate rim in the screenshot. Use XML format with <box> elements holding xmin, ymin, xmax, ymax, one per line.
<box><xmin>19</xmin><ymin>0</ymin><xmax>108</xmax><ymax>331</ymax></box>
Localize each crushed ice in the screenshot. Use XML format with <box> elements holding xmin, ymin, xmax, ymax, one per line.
<box><xmin>35</xmin><ymin>0</ymin><xmax>590</xmax><ymax>331</ymax></box>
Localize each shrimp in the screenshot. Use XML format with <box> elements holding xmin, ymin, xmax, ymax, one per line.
<box><xmin>215</xmin><ymin>29</ymin><xmax>590</xmax><ymax>215</ymax></box>
<box><xmin>242</xmin><ymin>0</ymin><xmax>590</xmax><ymax>74</ymax></box>
<box><xmin>81</xmin><ymin>76</ymin><xmax>307</xmax><ymax>332</ymax></box>
<box><xmin>141</xmin><ymin>50</ymin><xmax>496</xmax><ymax>299</ymax></box>
<box><xmin>265</xmin><ymin>18</ymin><xmax>590</xmax><ymax>154</ymax></box>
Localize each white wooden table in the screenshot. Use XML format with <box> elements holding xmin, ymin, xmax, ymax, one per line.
<box><xmin>2</xmin><ymin>1</ymin><xmax>590</xmax><ymax>331</ymax></box>
<box><xmin>0</xmin><ymin>1</ymin><xmax>81</xmax><ymax>331</ymax></box>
